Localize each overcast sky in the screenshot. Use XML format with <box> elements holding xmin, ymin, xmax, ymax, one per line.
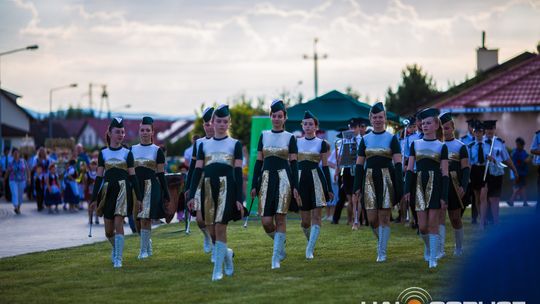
<box><xmin>1</xmin><ymin>0</ymin><xmax>539</xmax><ymax>117</ymax></box>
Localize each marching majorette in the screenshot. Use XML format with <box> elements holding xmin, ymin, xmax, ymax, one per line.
<box><xmin>439</xmin><ymin>112</ymin><xmax>470</xmax><ymax>257</ymax></box>
<box><xmin>297</xmin><ymin>110</ymin><xmax>333</xmax><ymax>260</ymax></box>
<box><xmin>89</xmin><ymin>117</ymin><xmax>143</xmax><ymax>268</ymax></box>
<box><xmin>188</xmin><ymin>104</ymin><xmax>244</xmax><ymax>281</ymax></box>
<box><xmin>482</xmin><ymin>120</ymin><xmax>519</xmax><ymax>227</ymax></box>
<box><xmin>186</xmin><ymin>107</ymin><xmax>216</xmax><ymax>257</ymax></box>
<box><xmin>250</xmin><ymin>99</ymin><xmax>302</xmax><ymax>269</ymax></box>
<box><xmin>404</xmin><ymin>108</ymin><xmax>449</xmax><ymax>268</ymax></box>
<box><xmin>353</xmin><ymin>102</ymin><xmax>403</xmax><ymax>262</ymax></box>
<box><xmin>132</xmin><ymin>116</ymin><xmax>170</xmax><ymax>260</ymax></box>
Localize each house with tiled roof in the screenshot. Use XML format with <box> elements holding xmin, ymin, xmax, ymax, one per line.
<box><xmin>0</xmin><ymin>88</ymin><xmax>34</xmax><ymax>149</ymax></box>
<box><xmin>425</xmin><ymin>45</ymin><xmax>540</xmax><ymax>142</ymax></box>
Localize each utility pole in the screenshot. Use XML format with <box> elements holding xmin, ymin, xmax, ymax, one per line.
<box><xmin>303</xmin><ymin>38</ymin><xmax>327</xmax><ymax>98</ymax></box>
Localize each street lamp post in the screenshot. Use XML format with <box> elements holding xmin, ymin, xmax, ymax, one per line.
<box><xmin>0</xmin><ymin>45</ymin><xmax>39</xmax><ymax>151</ymax></box>
<box><xmin>49</xmin><ymin>83</ymin><xmax>78</xmax><ymax>138</ymax></box>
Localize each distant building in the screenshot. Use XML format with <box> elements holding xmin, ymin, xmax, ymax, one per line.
<box><xmin>425</xmin><ymin>47</ymin><xmax>540</xmax><ymax>142</ymax></box>
<box><xmin>0</xmin><ymin>88</ymin><xmax>34</xmax><ymax>149</ymax></box>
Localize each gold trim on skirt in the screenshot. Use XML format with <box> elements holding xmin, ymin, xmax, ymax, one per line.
<box><xmin>137</xmin><ymin>179</ymin><xmax>152</xmax><ymax>218</ymax></box>
<box><xmin>415</xmin><ymin>171</ymin><xmax>434</xmax><ymax>211</ymax></box>
<box><xmin>194</xmin><ymin>175</ymin><xmax>203</xmax><ymax>211</ymax></box>
<box><xmin>364</xmin><ymin>168</ymin><xmax>376</xmax><ymax>210</ymax></box>
<box><xmin>276</xmin><ymin>169</ymin><xmax>291</xmax><ymax>214</ymax></box>
<box><xmin>311</xmin><ymin>169</ymin><xmax>326</xmax><ymax>208</ymax></box>
<box><xmin>381</xmin><ymin>167</ymin><xmax>394</xmax><ymax>209</ymax></box>
<box><xmin>215</xmin><ymin>176</ymin><xmax>227</xmax><ymax>223</ymax></box>
<box><xmin>115</xmin><ymin>179</ymin><xmax>128</xmax><ymax>217</ymax></box>
<box><xmin>96</xmin><ymin>182</ymin><xmax>108</xmax><ymax>217</ymax></box>
<box><xmin>450</xmin><ymin>171</ymin><xmax>464</xmax><ymax>209</ymax></box>
<box><xmin>258</xmin><ymin>170</ymin><xmax>270</xmax><ymax>216</ymax></box>
<box><xmin>203</xmin><ymin>177</ymin><xmax>227</xmax><ymax>225</ymax></box>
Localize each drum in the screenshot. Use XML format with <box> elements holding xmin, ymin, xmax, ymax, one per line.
<box><xmin>165</xmin><ymin>173</ymin><xmax>185</xmax><ymax>224</ymax></box>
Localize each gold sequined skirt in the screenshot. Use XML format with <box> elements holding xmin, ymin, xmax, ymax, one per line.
<box><xmin>258</xmin><ymin>169</ymin><xmax>293</xmax><ymax>216</ymax></box>
<box><xmin>363</xmin><ymin>167</ymin><xmax>395</xmax><ymax>210</ymax></box>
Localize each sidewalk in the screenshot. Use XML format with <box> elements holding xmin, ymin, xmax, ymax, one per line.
<box><xmin>0</xmin><ymin>200</ymin><xmax>136</xmax><ymax>259</ymax></box>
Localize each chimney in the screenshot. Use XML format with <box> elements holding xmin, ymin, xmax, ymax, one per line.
<box><xmin>476</xmin><ymin>31</ymin><xmax>498</xmax><ymax>73</ymax></box>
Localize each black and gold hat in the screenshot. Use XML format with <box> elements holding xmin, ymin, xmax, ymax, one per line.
<box><xmin>417</xmin><ymin>108</ymin><xmax>440</xmax><ymax>120</ymax></box>
<box><xmin>214</xmin><ymin>104</ymin><xmax>230</xmax><ymax>117</ymax></box>
<box><xmin>438</xmin><ymin>112</ymin><xmax>453</xmax><ymax>125</ymax></box>
<box><xmin>270</xmin><ymin>99</ymin><xmax>286</xmax><ymax>113</ymax></box>
<box><xmin>370</xmin><ymin>102</ymin><xmax>385</xmax><ymax>114</ymax></box>
<box><xmin>303</xmin><ymin>110</ymin><xmax>316</xmax><ymax>120</ymax></box>
<box><xmin>141</xmin><ymin>116</ymin><xmax>154</xmax><ymax>125</ymax></box>
<box><xmin>483</xmin><ymin>120</ymin><xmax>497</xmax><ymax>130</ymax></box>
<box><xmin>109</xmin><ymin>117</ymin><xmax>124</xmax><ymax>130</ymax></box>
<box><xmin>202</xmin><ymin>107</ymin><xmax>214</xmax><ymax>122</ymax></box>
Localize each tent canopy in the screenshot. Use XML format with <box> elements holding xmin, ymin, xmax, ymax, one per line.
<box><xmin>285</xmin><ymin>90</ymin><xmax>403</xmax><ymax>131</ymax></box>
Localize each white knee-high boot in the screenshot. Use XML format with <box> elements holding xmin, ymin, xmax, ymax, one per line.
<box><xmin>454</xmin><ymin>228</ymin><xmax>464</xmax><ymax>256</ymax></box>
<box><xmin>305</xmin><ymin>225</ymin><xmax>320</xmax><ymax>260</ymax></box>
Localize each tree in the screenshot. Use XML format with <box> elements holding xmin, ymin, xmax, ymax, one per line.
<box><xmin>384</xmin><ymin>64</ymin><xmax>438</xmax><ymax>115</ymax></box>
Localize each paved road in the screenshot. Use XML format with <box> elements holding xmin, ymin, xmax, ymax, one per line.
<box><xmin>0</xmin><ymin>200</ymin><xmax>138</xmax><ymax>259</ymax></box>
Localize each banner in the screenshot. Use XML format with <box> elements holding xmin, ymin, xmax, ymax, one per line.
<box><xmin>246</xmin><ymin>116</ymin><xmax>272</xmax><ymax>215</ymax></box>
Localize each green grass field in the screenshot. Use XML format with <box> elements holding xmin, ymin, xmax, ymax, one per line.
<box><xmin>0</xmin><ymin>208</ymin><xmax>532</xmax><ymax>304</ymax></box>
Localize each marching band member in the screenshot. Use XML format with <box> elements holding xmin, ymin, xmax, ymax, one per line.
<box><xmin>89</xmin><ymin>117</ymin><xmax>143</xmax><ymax>268</ymax></box>
<box><xmin>404</xmin><ymin>108</ymin><xmax>449</xmax><ymax>268</ymax></box>
<box><xmin>483</xmin><ymin>120</ymin><xmax>518</xmax><ymax>226</ymax></box>
<box><xmin>467</xmin><ymin>121</ymin><xmax>489</xmax><ymax>227</ymax></box>
<box><xmin>132</xmin><ymin>116</ymin><xmax>170</xmax><ymax>259</ymax></box>
<box><xmin>439</xmin><ymin>112</ymin><xmax>470</xmax><ymax>257</ymax></box>
<box><xmin>353</xmin><ymin>102</ymin><xmax>403</xmax><ymax>262</ymax></box>
<box><xmin>186</xmin><ymin>107</ymin><xmax>216</xmax><ymax>256</ymax></box>
<box><xmin>250</xmin><ymin>99</ymin><xmax>301</xmax><ymax>269</ymax></box>
<box><xmin>402</xmin><ymin>113</ymin><xmax>423</xmax><ymax>230</ymax></box>
<box><xmin>297</xmin><ymin>111</ymin><xmax>333</xmax><ymax>260</ymax></box>
<box><xmin>188</xmin><ymin>105</ymin><xmax>244</xmax><ymax>281</ymax></box>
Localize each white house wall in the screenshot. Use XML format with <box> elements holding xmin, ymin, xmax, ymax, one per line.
<box><xmin>1</xmin><ymin>97</ymin><xmax>30</xmax><ymax>132</ymax></box>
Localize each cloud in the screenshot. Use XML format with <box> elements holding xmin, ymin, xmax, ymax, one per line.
<box><xmin>5</xmin><ymin>0</ymin><xmax>540</xmax><ymax>115</ymax></box>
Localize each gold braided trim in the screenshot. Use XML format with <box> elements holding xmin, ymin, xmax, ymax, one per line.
<box><xmin>134</xmin><ymin>158</ymin><xmax>157</xmax><ymax>171</ymax></box>
<box><xmin>415</xmin><ymin>149</ymin><xmax>441</xmax><ymax>163</ymax></box>
<box><xmin>365</xmin><ymin>148</ymin><xmax>392</xmax><ymax>159</ymax></box>
<box><xmin>311</xmin><ymin>169</ymin><xmax>326</xmax><ymax>208</ymax></box>
<box><xmin>263</xmin><ymin>147</ymin><xmax>289</xmax><ymax>160</ymax></box>
<box><xmin>104</xmin><ymin>158</ymin><xmax>128</xmax><ymax>171</ymax></box>
<box><xmin>298</xmin><ymin>152</ymin><xmax>320</xmax><ymax>163</ymax></box>
<box><xmin>204</xmin><ymin>153</ymin><xmax>234</xmax><ymax>166</ymax></box>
